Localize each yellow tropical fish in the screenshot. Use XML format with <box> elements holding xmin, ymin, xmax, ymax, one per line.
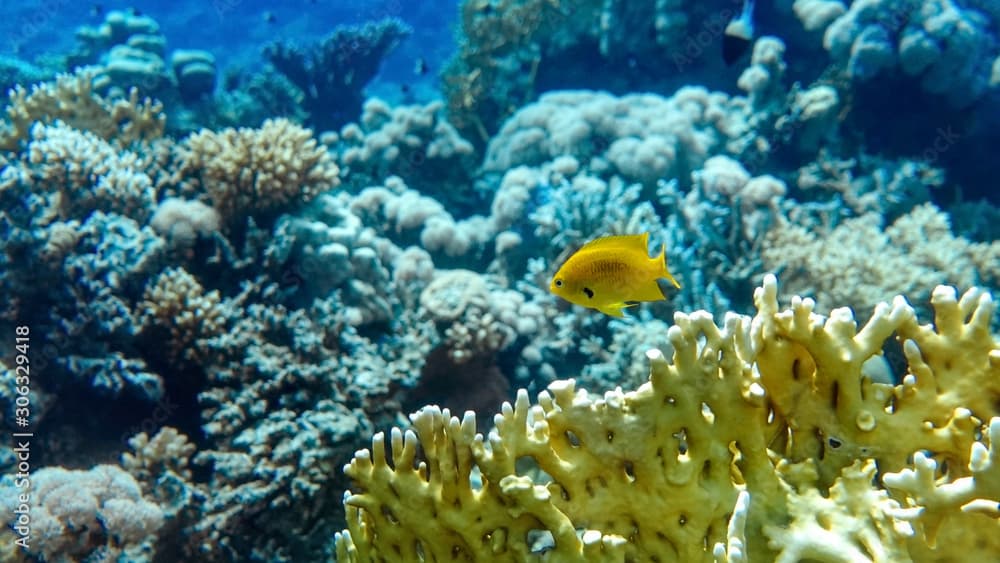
<box><xmin>549</xmin><ymin>233</ymin><xmax>680</xmax><ymax>318</ymax></box>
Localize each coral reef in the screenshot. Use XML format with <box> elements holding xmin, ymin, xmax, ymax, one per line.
<box><xmin>336</xmin><ymin>276</ymin><xmax>1000</xmax><ymax>561</ymax></box>
<box><xmin>443</xmin><ymin>0</ymin><xmax>754</xmax><ymax>146</ymax></box>
<box><xmin>482</xmin><ymin>88</ymin><xmax>745</xmax><ymax>188</ymax></box>
<box><xmin>138</xmin><ymin>267</ymin><xmax>226</xmax><ymax>365</ymax></box>
<box><xmin>1</xmin><ymin>2</ymin><xmax>998</xmax><ymax>562</ymax></box>
<box><xmin>68</xmin><ymin>9</ymin><xmax>219</xmax><ymax>125</ymax></box>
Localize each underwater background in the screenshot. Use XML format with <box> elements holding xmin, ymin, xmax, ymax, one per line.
<box><xmin>0</xmin><ymin>0</ymin><xmax>999</xmax><ymax>561</ymax></box>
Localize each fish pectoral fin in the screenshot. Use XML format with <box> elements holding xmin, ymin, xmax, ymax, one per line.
<box><xmin>598</xmin><ymin>302</ymin><xmax>637</xmax><ymax>318</ymax></box>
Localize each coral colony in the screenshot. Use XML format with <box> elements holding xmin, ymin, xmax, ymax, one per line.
<box><xmin>1</xmin><ymin>1</ymin><xmax>999</xmax><ymax>562</ymax></box>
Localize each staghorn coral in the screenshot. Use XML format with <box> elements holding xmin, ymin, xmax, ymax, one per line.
<box><xmin>336</xmin><ymin>275</ymin><xmax>1000</xmax><ymax>562</ymax></box>
<box><xmin>175</xmin><ymin>118</ymin><xmax>340</xmax><ymax>223</ymax></box>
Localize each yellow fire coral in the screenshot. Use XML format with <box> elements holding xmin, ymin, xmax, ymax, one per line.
<box><xmin>335</xmin><ymin>275</ymin><xmax>1000</xmax><ymax>562</ymax></box>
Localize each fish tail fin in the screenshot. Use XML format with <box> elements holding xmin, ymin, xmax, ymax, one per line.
<box><xmin>658</xmin><ymin>244</ymin><xmax>681</xmax><ymax>289</ymax></box>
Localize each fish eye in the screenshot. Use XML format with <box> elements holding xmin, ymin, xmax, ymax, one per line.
<box><xmin>554</xmin><ymin>279</ymin><xmax>563</xmax><ymax>287</ymax></box>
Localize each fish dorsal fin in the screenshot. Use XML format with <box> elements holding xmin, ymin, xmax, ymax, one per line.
<box><xmin>578</xmin><ymin>233</ymin><xmax>649</xmax><ymax>254</ymax></box>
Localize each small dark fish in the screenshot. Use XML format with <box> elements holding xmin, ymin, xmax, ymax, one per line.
<box><xmin>264</xmin><ymin>11</ymin><xmax>277</xmax><ymax>24</ymax></box>
<box><xmin>414</xmin><ymin>57</ymin><xmax>428</xmax><ymax>76</ymax></box>
<box><xmin>90</xmin><ymin>4</ymin><xmax>103</xmax><ymax>16</ymax></box>
<box><xmin>128</xmin><ymin>7</ymin><xmax>142</xmax><ymax>16</ymax></box>
<box><xmin>723</xmin><ymin>0</ymin><xmax>755</xmax><ymax>66</ymax></box>
<box><xmin>400</xmin><ymin>83</ymin><xmax>411</xmax><ymax>94</ymax></box>
<box><xmin>279</xmin><ymin>264</ymin><xmax>304</xmax><ymax>288</ymax></box>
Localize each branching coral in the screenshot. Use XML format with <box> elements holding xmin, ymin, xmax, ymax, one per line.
<box><xmin>884</xmin><ymin>419</ymin><xmax>1000</xmax><ymax>546</ymax></box>
<box><xmin>180</xmin><ymin>277</ymin><xmax>434</xmax><ymax>561</ymax></box>
<box><xmin>0</xmin><ymin>68</ymin><xmax>164</xmax><ymax>150</ymax></box>
<box><xmin>138</xmin><ymin>267</ymin><xmax>226</xmax><ymax>364</ymax></box>
<box><xmin>122</xmin><ymin>427</ymin><xmax>203</xmax><ymax>532</ymax></box>
<box><xmin>762</xmin><ymin>202</ymin><xmax>1000</xmax><ymax>315</ymax></box>
<box><xmin>24</xmin><ymin>121</ymin><xmax>158</xmax><ymax>222</ymax></box>
<box><xmin>336</xmin><ymin>275</ymin><xmax>1000</xmax><ymax>561</ymax></box>
<box><xmin>175</xmin><ymin>118</ymin><xmax>340</xmax><ymax>223</ymax></box>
